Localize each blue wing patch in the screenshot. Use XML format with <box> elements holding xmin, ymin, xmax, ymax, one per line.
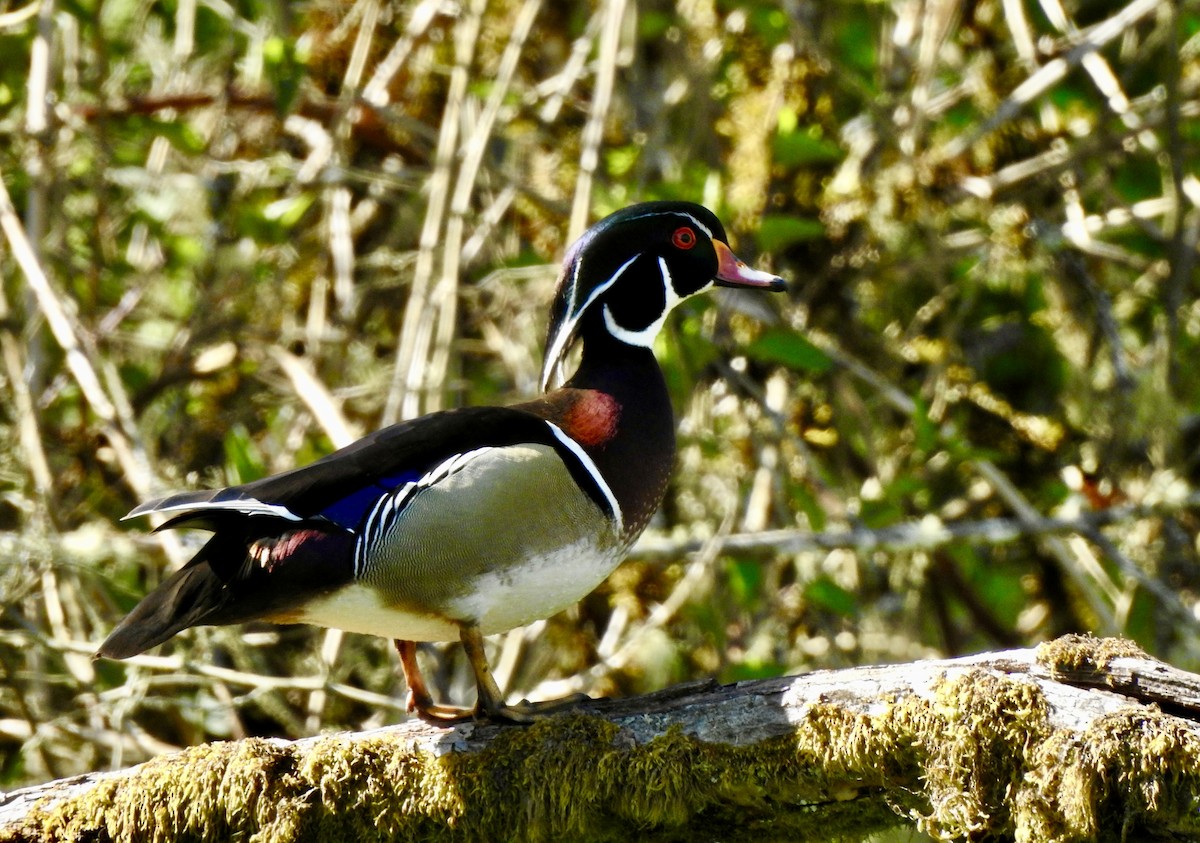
<box><xmin>349</xmin><ymin>448</ymin><xmax>495</xmax><ymax>578</ymax></box>
<box><xmin>317</xmin><ymin>471</ymin><xmax>422</xmax><ymax>531</ymax></box>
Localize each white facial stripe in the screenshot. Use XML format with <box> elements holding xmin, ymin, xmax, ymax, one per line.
<box><xmin>618</xmin><ymin>209</ymin><xmax>714</xmax><ymax>240</ymax></box>
<box><xmin>571</xmin><ymin>253</ymin><xmax>641</xmax><ymax>329</ymax></box>
<box><xmin>678</xmin><ymin>212</ymin><xmax>712</xmax><ymax>238</ymax></box>
<box><xmin>542</xmin><ymin>252</ymin><xmax>641</xmax><ymax>389</ymax></box>
<box><xmin>563</xmin><ymin>248</ymin><xmax>587</xmax><ymax>332</ymax></box>
<box><xmin>541</xmin><ymin>245</ymin><xmax>587</xmax><ymax>390</ymax></box>
<box><xmin>545</xmin><ymin>422</ymin><xmax>623</xmax><ymax>533</ymax></box>
<box><xmin>556</xmin><ymin>227</ymin><xmax>598</xmax><ymax>323</ymax></box>
<box><xmin>602</xmin><ymin>255</ymin><xmax>705</xmax><ymax>349</ymax></box>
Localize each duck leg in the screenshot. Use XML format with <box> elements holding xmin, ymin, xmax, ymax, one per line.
<box><xmin>394</xmin><ymin>639</ymin><xmax>474</xmax><ymax>723</ymax></box>
<box><xmin>459</xmin><ymin>625</ymin><xmax>590</xmax><ymax>724</ymax></box>
<box><xmin>395</xmin><ymin>631</ymin><xmax>591</xmax><ymax>724</ymax></box>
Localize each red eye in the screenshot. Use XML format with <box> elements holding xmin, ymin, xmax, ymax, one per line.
<box><xmin>672</xmin><ymin>226</ymin><xmax>697</xmax><ymax>249</ymax></box>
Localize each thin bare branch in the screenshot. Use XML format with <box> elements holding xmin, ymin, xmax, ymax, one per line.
<box><xmin>361</xmin><ymin>0</ymin><xmax>443</xmax><ymax>108</ymax></box>
<box><xmin>632</xmin><ymin>490</ymin><xmax>1200</xmax><ymax>562</ymax></box>
<box><xmin>973</xmin><ymin>459</ymin><xmax>1121</xmax><ymax>635</ymax></box>
<box><xmin>0</xmin><ymin>1</ymin><xmax>40</xmax><ymax>29</ymax></box>
<box><xmin>0</xmin><ymin>169</ymin><xmax>143</xmax><ymax>491</ymax></box>
<box><xmin>568</xmin><ymin>0</ymin><xmax>626</xmax><ymax>241</ymax></box>
<box><xmin>934</xmin><ymin>0</ymin><xmax>1160</xmax><ymax>162</ymax></box>
<box><xmin>425</xmin><ymin>0</ymin><xmax>542</xmax><ymax>413</ymax></box>
<box><xmin>536</xmin><ymin>9</ymin><xmax>603</xmax><ymax>122</ymax></box>
<box><xmin>0</xmin><ymin>284</ymin><xmax>52</xmax><ymax>500</ymax></box>
<box><xmin>384</xmin><ymin>0</ymin><xmax>486</xmax><ymax>424</ymax></box>
<box><xmin>268</xmin><ymin>348</ymin><xmax>360</xmax><ymax>448</ymax></box>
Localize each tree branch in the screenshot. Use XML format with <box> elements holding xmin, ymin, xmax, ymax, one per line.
<box><xmin>632</xmin><ymin>490</ymin><xmax>1200</xmax><ymax>558</ymax></box>
<box><xmin>2</xmin><ymin>635</ymin><xmax>1199</xmax><ymax>842</ymax></box>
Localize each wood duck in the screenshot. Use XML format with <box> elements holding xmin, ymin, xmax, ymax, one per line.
<box><xmin>97</xmin><ymin>201</ymin><xmax>786</xmax><ymax>723</ymax></box>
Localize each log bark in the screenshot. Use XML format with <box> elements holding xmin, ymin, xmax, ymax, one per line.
<box><xmin>2</xmin><ymin>634</ymin><xmax>1199</xmax><ymax>842</ymax></box>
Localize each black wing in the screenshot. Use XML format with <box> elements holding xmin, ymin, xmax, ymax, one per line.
<box><xmin>128</xmin><ymin>405</ymin><xmax>615</xmax><ymax>533</ymax></box>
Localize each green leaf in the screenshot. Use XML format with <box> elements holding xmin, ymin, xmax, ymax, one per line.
<box><xmin>745</xmin><ymin>327</ymin><xmax>832</xmax><ymax>373</ymax></box>
<box><xmin>724</xmin><ymin>558</ymin><xmax>763</xmax><ymax>609</ymax></box>
<box><xmin>789</xmin><ymin>483</ymin><xmax>827</xmax><ymax>532</ymax></box>
<box><xmin>639</xmin><ymin>10</ymin><xmax>673</xmax><ymax>39</ymax></box>
<box><xmin>263</xmin><ymin>36</ymin><xmax>287</xmax><ymax>65</ymax></box>
<box><xmin>1122</xmin><ymin>586</ymin><xmax>1158</xmax><ymax>647</ymax></box>
<box><xmin>911</xmin><ymin>396</ymin><xmax>938</xmax><ymax>453</ymax></box>
<box><xmin>224</xmin><ymin>424</ymin><xmax>266</xmax><ymax>484</ymax></box>
<box><xmin>605</xmin><ymin>145</ymin><xmax>640</xmax><ymax>178</ymax></box>
<box><xmin>804</xmin><ymin>577</ymin><xmax>858</xmax><ymax>618</ymax></box>
<box><xmin>836</xmin><ymin>15</ymin><xmax>877</xmax><ymax>76</ymax></box>
<box><xmin>948</xmin><ymin>545</ymin><xmax>1025</xmax><ymax>627</ymax></box>
<box><xmin>98</xmin><ymin>0</ymin><xmax>142</xmax><ymax>45</ymax></box>
<box><xmin>262</xmin><ymin>192</ymin><xmax>316</xmax><ymax>229</ymax></box>
<box><xmin>724</xmin><ymin>661</ymin><xmax>783</xmax><ymax>682</ymax></box>
<box><xmin>746</xmin><ymin>6</ymin><xmax>789</xmax><ymax>45</ymax></box>
<box><xmin>159</xmin><ymin>120</ymin><xmax>207</xmax><ymax>155</ymax></box>
<box><xmin>263</xmin><ymin>36</ymin><xmax>305</xmax><ymax>113</ymax></box>
<box><xmin>683</xmin><ymin>600</ymin><xmax>726</xmax><ymax>647</ymax></box>
<box><xmin>859</xmin><ymin>498</ymin><xmax>902</xmax><ymax>529</ymax></box>
<box><xmin>756</xmin><ymin>215</ymin><xmax>825</xmax><ymax>251</ymax></box>
<box><xmin>166</xmin><ymin>233</ymin><xmax>205</xmax><ymax>268</ymax></box>
<box><xmin>772</xmin><ymin>129</ymin><xmax>842</xmax><ymax>167</ymax></box>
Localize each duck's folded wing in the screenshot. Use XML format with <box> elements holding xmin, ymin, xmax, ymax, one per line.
<box><xmin>128</xmin><ymin>405</ymin><xmax>618</xmax><ymax>534</ymax></box>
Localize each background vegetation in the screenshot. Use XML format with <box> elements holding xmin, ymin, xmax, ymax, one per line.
<box><xmin>1</xmin><ymin>0</ymin><xmax>1197</xmax><ymax>811</ymax></box>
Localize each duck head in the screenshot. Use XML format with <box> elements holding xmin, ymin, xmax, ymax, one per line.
<box><xmin>541</xmin><ymin>201</ymin><xmax>786</xmax><ymax>390</ymax></box>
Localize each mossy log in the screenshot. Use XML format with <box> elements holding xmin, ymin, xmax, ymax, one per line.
<box><xmin>2</xmin><ymin>634</ymin><xmax>1199</xmax><ymax>842</ymax></box>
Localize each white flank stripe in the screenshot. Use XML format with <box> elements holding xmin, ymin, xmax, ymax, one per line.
<box><xmin>135</xmin><ymin>498</ymin><xmax>303</xmax><ymax>521</ymax></box>
<box><xmin>421</xmin><ymin>448</ymin><xmax>492</xmax><ymax>487</ymax></box>
<box><xmin>545</xmin><ymin>421</ymin><xmax>623</xmax><ymax>533</ymax></box>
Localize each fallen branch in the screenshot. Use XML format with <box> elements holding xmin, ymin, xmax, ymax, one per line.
<box><xmin>2</xmin><ymin>635</ymin><xmax>1199</xmax><ymax>842</ymax></box>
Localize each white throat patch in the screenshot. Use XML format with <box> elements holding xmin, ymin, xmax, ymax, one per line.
<box><xmin>603</xmin><ymin>256</ymin><xmax>708</xmax><ymax>348</ymax></box>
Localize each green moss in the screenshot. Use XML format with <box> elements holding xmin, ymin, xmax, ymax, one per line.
<box><xmin>5</xmin><ymin>652</ymin><xmax>1199</xmax><ymax>842</ymax></box>
<box><xmin>6</xmin><ymin>717</ymin><xmax>875</xmax><ymax>843</ymax></box>
<box><xmin>1036</xmin><ymin>634</ymin><xmax>1148</xmax><ymax>676</ymax></box>
<box><xmin>1020</xmin><ymin>708</ymin><xmax>1200</xmax><ymax>842</ymax></box>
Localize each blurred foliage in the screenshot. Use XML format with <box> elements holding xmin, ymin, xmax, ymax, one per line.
<box><xmin>1</xmin><ymin>0</ymin><xmax>1199</xmax><ymax>815</ymax></box>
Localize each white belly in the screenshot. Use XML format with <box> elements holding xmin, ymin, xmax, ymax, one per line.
<box><xmin>297</xmin><ymin>536</ymin><xmax>624</xmax><ymax>642</ymax></box>
<box><xmin>297</xmin><ymin>587</ymin><xmax>462</xmax><ymax>641</ymax></box>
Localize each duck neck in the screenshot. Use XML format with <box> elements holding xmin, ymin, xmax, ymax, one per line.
<box><xmin>565</xmin><ymin>330</ymin><xmax>676</xmax><ymax>541</ymax></box>
<box><xmin>567</xmin><ymin>331</ymin><xmax>662</xmax><ymax>402</ymax></box>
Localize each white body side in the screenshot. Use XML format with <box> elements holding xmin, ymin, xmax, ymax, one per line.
<box><xmin>297</xmin><ymin>444</ymin><xmax>624</xmax><ymax>641</ymax></box>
